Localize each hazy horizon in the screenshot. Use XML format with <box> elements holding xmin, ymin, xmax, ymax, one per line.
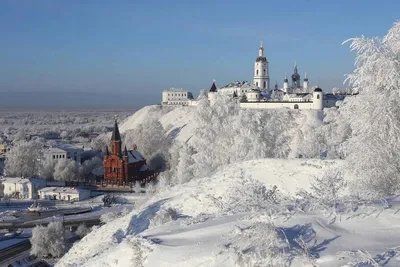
<box><xmin>1</xmin><ymin>1</ymin><xmax>400</xmax><ymax>108</ymax></box>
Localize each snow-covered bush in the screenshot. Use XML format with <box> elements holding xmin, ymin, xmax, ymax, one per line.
<box><xmin>5</xmin><ymin>140</ymin><xmax>44</xmax><ymax>177</ymax></box>
<box><xmin>310</xmin><ymin>166</ymin><xmax>346</xmax><ymax>205</ymax></box>
<box><xmin>341</xmin><ymin>22</ymin><xmax>400</xmax><ymax>198</ymax></box>
<box><xmin>31</xmin><ymin>221</ymin><xmax>66</xmax><ymax>258</ymax></box>
<box><xmin>222</xmin><ymin>221</ymin><xmax>288</xmax><ymax>266</ymax></box>
<box><xmin>149</xmin><ymin>207</ymin><xmax>179</xmax><ymax>228</ymax></box>
<box><xmin>100</xmin><ymin>208</ymin><xmax>130</xmax><ymax>224</ymax></box>
<box><xmin>76</xmin><ymin>223</ymin><xmax>91</xmax><ymax>238</ymax></box>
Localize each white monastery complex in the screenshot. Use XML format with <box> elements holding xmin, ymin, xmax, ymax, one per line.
<box><xmin>161</xmin><ymin>43</ymin><xmax>348</xmax><ymax>110</ymax></box>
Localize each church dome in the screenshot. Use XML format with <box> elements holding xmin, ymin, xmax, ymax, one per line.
<box><xmin>256</xmin><ymin>56</ymin><xmax>267</xmax><ymax>62</ymax></box>
<box><xmin>314</xmin><ymin>87</ymin><xmax>322</xmax><ymax>92</ymax></box>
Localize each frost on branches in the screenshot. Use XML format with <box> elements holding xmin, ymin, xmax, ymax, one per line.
<box><xmin>5</xmin><ymin>140</ymin><xmax>44</xmax><ymax>177</ymax></box>
<box><xmin>190</xmin><ymin>94</ymin><xmax>293</xmax><ymax>178</ymax></box>
<box><xmin>342</xmin><ymin>21</ymin><xmax>400</xmax><ymax>198</ymax></box>
<box><xmin>31</xmin><ymin>221</ymin><xmax>66</xmax><ymax>258</ymax></box>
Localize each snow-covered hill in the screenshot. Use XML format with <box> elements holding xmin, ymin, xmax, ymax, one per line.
<box><xmin>120</xmin><ymin>105</ymin><xmax>322</xmax><ymax>155</ymax></box>
<box><xmin>57</xmin><ymin>158</ymin><xmax>400</xmax><ymax>267</ymax></box>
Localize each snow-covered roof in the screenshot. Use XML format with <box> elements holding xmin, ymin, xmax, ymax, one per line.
<box><xmin>0</xmin><ymin>177</ymin><xmax>31</xmax><ymax>184</ymax></box>
<box><xmin>163</xmin><ymin>88</ymin><xmax>189</xmax><ymax>92</ymax></box>
<box><xmin>38</xmin><ymin>187</ymin><xmax>89</xmax><ymax>194</ymax></box>
<box><xmin>0</xmin><ymin>177</ymin><xmax>45</xmax><ymax>185</ymax></box>
<box><xmin>57</xmin><ymin>143</ymin><xmax>83</xmax><ymax>151</ymax></box>
<box><xmin>46</xmin><ymin>147</ymin><xmax>66</xmax><ymax>154</ymax></box>
<box><xmin>286</xmin><ymin>93</ymin><xmax>312</xmax><ymax>98</ymax></box>
<box><xmin>127</xmin><ymin>150</ymin><xmax>146</xmax><ymax>163</ymax></box>
<box><xmin>220</xmin><ymin>81</ymin><xmax>254</xmax><ymax>89</ymax></box>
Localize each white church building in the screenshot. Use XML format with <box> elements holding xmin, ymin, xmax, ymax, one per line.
<box><xmin>161</xmin><ymin>43</ymin><xmax>346</xmax><ymax>110</ymax></box>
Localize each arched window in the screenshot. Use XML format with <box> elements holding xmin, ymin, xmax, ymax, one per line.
<box><xmin>317</xmin><ymin>95</ymin><xmax>320</xmax><ymax>99</ymax></box>
<box><xmin>294</xmin><ymin>104</ymin><xmax>299</xmax><ymax>109</ymax></box>
<box><xmin>263</xmin><ymin>69</ymin><xmax>265</xmax><ymax>75</ymax></box>
<box><xmin>263</xmin><ymin>81</ymin><xmax>266</xmax><ymax>88</ymax></box>
<box><xmin>256</xmin><ymin>70</ymin><xmax>259</xmax><ymax>75</ymax></box>
<box><xmin>255</xmin><ymin>82</ymin><xmax>258</xmax><ymax>87</ymax></box>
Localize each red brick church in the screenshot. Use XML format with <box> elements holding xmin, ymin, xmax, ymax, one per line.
<box><xmin>103</xmin><ymin>120</ymin><xmax>148</xmax><ymax>184</ymax></box>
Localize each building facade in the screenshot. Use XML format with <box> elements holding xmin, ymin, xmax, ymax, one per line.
<box><xmin>161</xmin><ymin>88</ymin><xmax>194</xmax><ymax>106</ymax></box>
<box><xmin>44</xmin><ymin>144</ymin><xmax>83</xmax><ymax>163</ymax></box>
<box><xmin>103</xmin><ymin>120</ymin><xmax>148</xmax><ymax>184</ymax></box>
<box><xmin>38</xmin><ymin>187</ymin><xmax>91</xmax><ymax>201</ymax></box>
<box><xmin>0</xmin><ymin>177</ymin><xmax>46</xmax><ymax>199</ymax></box>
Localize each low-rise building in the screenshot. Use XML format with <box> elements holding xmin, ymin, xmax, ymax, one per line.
<box><xmin>161</xmin><ymin>88</ymin><xmax>194</xmax><ymax>106</ymax></box>
<box><xmin>0</xmin><ymin>177</ymin><xmax>46</xmax><ymax>199</ymax></box>
<box><xmin>44</xmin><ymin>143</ymin><xmax>83</xmax><ymax>163</ymax></box>
<box><xmin>38</xmin><ymin>187</ymin><xmax>91</xmax><ymax>201</ymax></box>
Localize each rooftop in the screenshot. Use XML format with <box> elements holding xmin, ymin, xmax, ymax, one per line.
<box><xmin>127</xmin><ymin>149</ymin><xmax>146</xmax><ymax>163</ymax></box>
<box><xmin>38</xmin><ymin>187</ymin><xmax>89</xmax><ymax>194</ymax></box>
<box><xmin>163</xmin><ymin>88</ymin><xmax>188</xmax><ymax>92</ymax></box>
<box><xmin>220</xmin><ymin>81</ymin><xmax>254</xmax><ymax>89</ymax></box>
<box><xmin>0</xmin><ymin>177</ymin><xmax>46</xmax><ymax>184</ymax></box>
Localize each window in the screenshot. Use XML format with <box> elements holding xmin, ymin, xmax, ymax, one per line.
<box><xmin>255</xmin><ymin>82</ymin><xmax>258</xmax><ymax>87</ymax></box>
<box><xmin>317</xmin><ymin>95</ymin><xmax>320</xmax><ymax>99</ymax></box>
<box><xmin>53</xmin><ymin>155</ymin><xmax>55</xmax><ymax>159</ymax></box>
<box><xmin>263</xmin><ymin>69</ymin><xmax>265</xmax><ymax>75</ymax></box>
<box><xmin>263</xmin><ymin>81</ymin><xmax>266</xmax><ymax>88</ymax></box>
<box><xmin>294</xmin><ymin>104</ymin><xmax>299</xmax><ymax>109</ymax></box>
<box><xmin>256</xmin><ymin>70</ymin><xmax>259</xmax><ymax>75</ymax></box>
<box><xmin>113</xmin><ymin>167</ymin><xmax>116</xmax><ymax>172</ymax></box>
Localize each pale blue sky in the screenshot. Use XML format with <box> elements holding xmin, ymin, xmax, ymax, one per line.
<box><xmin>0</xmin><ymin>0</ymin><xmax>398</xmax><ymax>108</ymax></box>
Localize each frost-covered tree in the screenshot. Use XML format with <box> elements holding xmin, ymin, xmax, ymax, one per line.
<box><xmin>297</xmin><ymin>105</ymin><xmax>350</xmax><ymax>159</ymax></box>
<box><xmin>123</xmin><ymin>118</ymin><xmax>165</xmax><ymax>159</ymax></box>
<box><xmin>91</xmin><ymin>133</ymin><xmax>109</xmax><ymax>151</ymax></box>
<box><xmin>341</xmin><ymin>22</ymin><xmax>400</xmax><ymax>198</ymax></box>
<box><xmin>5</xmin><ymin>140</ymin><xmax>43</xmax><ymax>177</ymax></box>
<box><xmin>40</xmin><ymin>158</ymin><xmax>56</xmax><ymax>180</ymax></box>
<box><xmin>175</xmin><ymin>142</ymin><xmax>195</xmax><ymax>184</ymax></box>
<box><xmin>13</xmin><ymin>128</ymin><xmax>26</xmax><ymax>142</ymax></box>
<box><xmin>191</xmin><ymin>94</ymin><xmax>293</xmax><ymax>178</ymax></box>
<box><xmin>31</xmin><ymin>221</ymin><xmax>66</xmax><ymax>258</ymax></box>
<box><xmin>79</xmin><ymin>157</ymin><xmax>102</xmax><ymax>180</ymax></box>
<box><xmin>53</xmin><ymin>159</ymin><xmax>79</xmax><ymax>181</ymax></box>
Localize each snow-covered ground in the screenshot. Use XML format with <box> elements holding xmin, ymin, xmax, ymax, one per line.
<box><xmin>56</xmin><ymin>158</ymin><xmax>400</xmax><ymax>267</ymax></box>
<box><xmin>55</xmin><ymin>105</ymin><xmax>398</xmax><ymax>266</ymax></box>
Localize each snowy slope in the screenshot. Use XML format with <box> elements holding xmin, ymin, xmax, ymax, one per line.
<box><xmin>57</xmin><ymin>156</ymin><xmax>400</xmax><ymax>266</ymax></box>
<box><xmin>60</xmin><ymin>158</ymin><xmax>395</xmax><ymax>267</ymax></box>
<box><xmin>120</xmin><ymin>105</ymin><xmax>322</xmax><ymax>150</ymax></box>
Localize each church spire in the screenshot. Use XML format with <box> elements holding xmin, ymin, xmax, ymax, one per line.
<box><xmin>110</xmin><ymin>119</ymin><xmax>122</xmax><ymax>156</ymax></box>
<box><xmin>111</xmin><ymin>119</ymin><xmax>121</xmax><ymax>142</ymax></box>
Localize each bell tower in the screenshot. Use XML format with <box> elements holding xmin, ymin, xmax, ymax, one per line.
<box><xmin>253</xmin><ymin>42</ymin><xmax>269</xmax><ymax>90</ymax></box>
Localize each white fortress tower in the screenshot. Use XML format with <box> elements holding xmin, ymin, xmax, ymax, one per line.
<box><xmin>253</xmin><ymin>42</ymin><xmax>269</xmax><ymax>90</ymax></box>
<box><xmin>313</xmin><ymin>87</ymin><xmax>323</xmax><ymax>110</ymax></box>
<box><xmin>283</xmin><ymin>73</ymin><xmax>289</xmax><ymax>92</ymax></box>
